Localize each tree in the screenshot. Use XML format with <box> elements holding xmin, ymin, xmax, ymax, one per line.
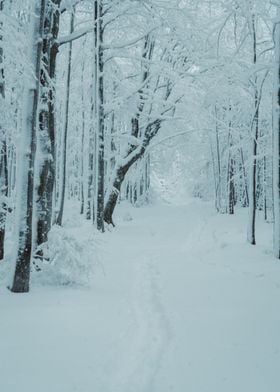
<box><xmin>94</xmin><ymin>0</ymin><xmax>105</xmax><ymax>232</ymax></box>
<box><xmin>273</xmin><ymin>8</ymin><xmax>280</xmax><ymax>258</ymax></box>
<box><xmin>0</xmin><ymin>0</ymin><xmax>7</xmax><ymax>261</ymax></box>
<box><xmin>103</xmin><ymin>32</ymin><xmax>179</xmax><ymax>225</ymax></box>
<box><xmin>10</xmin><ymin>0</ymin><xmax>45</xmax><ymax>293</ymax></box>
<box><xmin>247</xmin><ymin>14</ymin><xmax>259</xmax><ymax>246</ymax></box>
<box><xmin>56</xmin><ymin>8</ymin><xmax>75</xmax><ymax>226</ymax></box>
<box><xmin>35</xmin><ymin>0</ymin><xmax>61</xmax><ymax>252</ymax></box>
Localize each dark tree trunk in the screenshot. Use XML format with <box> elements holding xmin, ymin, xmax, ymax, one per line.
<box><xmin>104</xmin><ymin>119</ymin><xmax>161</xmax><ymax>225</ymax></box>
<box><xmin>273</xmin><ymin>9</ymin><xmax>280</xmax><ymax>257</ymax></box>
<box><xmin>0</xmin><ymin>140</ymin><xmax>8</xmax><ymax>260</ymax></box>
<box><xmin>103</xmin><ymin>35</ymin><xmax>157</xmax><ymax>225</ymax></box>
<box><xmin>86</xmin><ymin>150</ymin><xmax>94</xmax><ymax>220</ymax></box>
<box><xmin>249</xmin><ymin>121</ymin><xmax>258</xmax><ymax>245</ymax></box>
<box><xmin>226</xmin><ymin>108</ymin><xmax>235</xmax><ymax>215</ymax></box>
<box><xmin>94</xmin><ymin>0</ymin><xmax>105</xmax><ymax>232</ymax></box>
<box><xmin>248</xmin><ymin>15</ymin><xmax>259</xmax><ymax>246</ymax></box>
<box><xmin>263</xmin><ymin>154</ymin><xmax>267</xmax><ymax>221</ymax></box>
<box><xmin>11</xmin><ymin>1</ymin><xmax>45</xmax><ymax>293</ymax></box>
<box><xmin>36</xmin><ymin>0</ymin><xmax>61</xmax><ymax>249</ymax></box>
<box><xmin>104</xmin><ymin>147</ymin><xmax>146</xmax><ymax>226</ymax></box>
<box><xmin>0</xmin><ymin>0</ymin><xmax>7</xmax><ymax>261</ymax></box>
<box><xmin>228</xmin><ymin>155</ymin><xmax>235</xmax><ymax>215</ymax></box>
<box><xmin>56</xmin><ymin>10</ymin><xmax>74</xmax><ymax>226</ymax></box>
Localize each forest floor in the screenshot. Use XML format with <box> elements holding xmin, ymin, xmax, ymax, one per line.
<box><xmin>1</xmin><ymin>200</ymin><xmax>280</xmax><ymax>392</ymax></box>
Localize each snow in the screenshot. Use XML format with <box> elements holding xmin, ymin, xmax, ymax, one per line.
<box><xmin>1</xmin><ymin>200</ymin><xmax>280</xmax><ymax>392</ymax></box>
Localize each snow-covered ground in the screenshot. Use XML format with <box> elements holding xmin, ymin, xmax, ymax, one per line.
<box><xmin>1</xmin><ymin>200</ymin><xmax>280</xmax><ymax>392</ymax></box>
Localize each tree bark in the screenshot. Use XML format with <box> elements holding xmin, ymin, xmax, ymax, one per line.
<box><xmin>104</xmin><ymin>120</ymin><xmax>161</xmax><ymax>225</ymax></box>
<box><xmin>36</xmin><ymin>0</ymin><xmax>61</xmax><ymax>249</ymax></box>
<box><xmin>273</xmin><ymin>11</ymin><xmax>280</xmax><ymax>258</ymax></box>
<box><xmin>94</xmin><ymin>0</ymin><xmax>105</xmax><ymax>232</ymax></box>
<box><xmin>10</xmin><ymin>0</ymin><xmax>45</xmax><ymax>292</ymax></box>
<box><xmin>80</xmin><ymin>46</ymin><xmax>86</xmax><ymax>215</ymax></box>
<box><xmin>0</xmin><ymin>0</ymin><xmax>7</xmax><ymax>260</ymax></box>
<box><xmin>247</xmin><ymin>15</ymin><xmax>259</xmax><ymax>245</ymax></box>
<box><xmin>214</xmin><ymin>106</ymin><xmax>222</xmax><ymax>212</ymax></box>
<box><xmin>227</xmin><ymin>117</ymin><xmax>235</xmax><ymax>215</ymax></box>
<box><xmin>86</xmin><ymin>67</ymin><xmax>95</xmax><ymax>221</ymax></box>
<box><xmin>103</xmin><ymin>35</ymin><xmax>157</xmax><ymax>225</ymax></box>
<box><xmin>0</xmin><ymin>141</ymin><xmax>8</xmax><ymax>260</ymax></box>
<box><xmin>104</xmin><ymin>146</ymin><xmax>146</xmax><ymax>226</ymax></box>
<box><xmin>56</xmin><ymin>9</ymin><xmax>74</xmax><ymax>226</ymax></box>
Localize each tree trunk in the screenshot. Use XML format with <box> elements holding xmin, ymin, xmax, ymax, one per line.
<box><xmin>56</xmin><ymin>10</ymin><xmax>74</xmax><ymax>226</ymax></box>
<box><xmin>273</xmin><ymin>10</ymin><xmax>280</xmax><ymax>258</ymax></box>
<box><xmin>104</xmin><ymin>146</ymin><xmax>146</xmax><ymax>226</ymax></box>
<box><xmin>263</xmin><ymin>154</ymin><xmax>267</xmax><ymax>221</ymax></box>
<box><xmin>0</xmin><ymin>0</ymin><xmax>7</xmax><ymax>260</ymax></box>
<box><xmin>0</xmin><ymin>141</ymin><xmax>8</xmax><ymax>260</ymax></box>
<box><xmin>247</xmin><ymin>15</ymin><xmax>258</xmax><ymax>245</ymax></box>
<box><xmin>36</xmin><ymin>0</ymin><xmax>60</xmax><ymax>249</ymax></box>
<box><xmin>10</xmin><ymin>0</ymin><xmax>44</xmax><ymax>293</ymax></box>
<box><xmin>80</xmin><ymin>47</ymin><xmax>86</xmax><ymax>215</ymax></box>
<box><xmin>227</xmin><ymin>117</ymin><xmax>235</xmax><ymax>215</ymax></box>
<box><xmin>214</xmin><ymin>106</ymin><xmax>222</xmax><ymax>212</ymax></box>
<box><xmin>94</xmin><ymin>0</ymin><xmax>105</xmax><ymax>232</ymax></box>
<box><xmin>239</xmin><ymin>145</ymin><xmax>249</xmax><ymax>207</ymax></box>
<box><xmin>104</xmin><ymin>119</ymin><xmax>161</xmax><ymax>225</ymax></box>
<box><xmin>103</xmin><ymin>35</ymin><xmax>158</xmax><ymax>225</ymax></box>
<box><xmin>86</xmin><ymin>66</ymin><xmax>95</xmax><ymax>221</ymax></box>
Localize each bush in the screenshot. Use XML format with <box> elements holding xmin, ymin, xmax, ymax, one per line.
<box><xmin>32</xmin><ymin>224</ymin><xmax>97</xmax><ymax>287</ymax></box>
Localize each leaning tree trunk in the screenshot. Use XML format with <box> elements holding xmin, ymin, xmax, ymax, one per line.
<box><xmin>103</xmin><ymin>35</ymin><xmax>157</xmax><ymax>225</ymax></box>
<box><xmin>10</xmin><ymin>0</ymin><xmax>44</xmax><ymax>293</ymax></box>
<box><xmin>104</xmin><ymin>146</ymin><xmax>146</xmax><ymax>226</ymax></box>
<box><xmin>36</xmin><ymin>0</ymin><xmax>60</xmax><ymax>250</ymax></box>
<box><xmin>273</xmin><ymin>10</ymin><xmax>280</xmax><ymax>258</ymax></box>
<box><xmin>104</xmin><ymin>119</ymin><xmax>161</xmax><ymax>226</ymax></box>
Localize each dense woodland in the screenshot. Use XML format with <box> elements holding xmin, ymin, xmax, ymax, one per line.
<box><xmin>0</xmin><ymin>0</ymin><xmax>280</xmax><ymax>292</ymax></box>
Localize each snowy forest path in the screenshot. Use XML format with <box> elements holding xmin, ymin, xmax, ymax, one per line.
<box><xmin>1</xmin><ymin>201</ymin><xmax>280</xmax><ymax>392</ymax></box>
<box><xmin>103</xmin><ymin>201</ymin><xmax>280</xmax><ymax>392</ymax></box>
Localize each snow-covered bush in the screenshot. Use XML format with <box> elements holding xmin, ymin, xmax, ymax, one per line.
<box><xmin>32</xmin><ymin>224</ymin><xmax>97</xmax><ymax>287</ymax></box>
